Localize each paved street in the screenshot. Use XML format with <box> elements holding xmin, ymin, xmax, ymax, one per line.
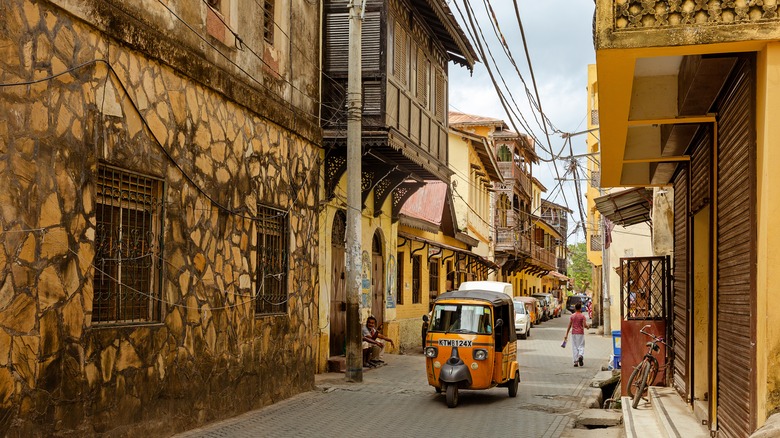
<box><xmin>174</xmin><ymin>314</ymin><xmax>612</xmax><ymax>438</ymax></box>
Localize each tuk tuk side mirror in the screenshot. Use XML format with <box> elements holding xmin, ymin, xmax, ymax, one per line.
<box><xmin>422</xmin><ymin>315</ymin><xmax>429</xmax><ymax>322</ymax></box>
<box><xmin>494</xmin><ymin>319</ymin><xmax>503</xmax><ymax>329</ymax></box>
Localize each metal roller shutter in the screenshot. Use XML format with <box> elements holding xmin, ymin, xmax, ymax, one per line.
<box><xmin>672</xmin><ymin>166</ymin><xmax>689</xmax><ymax>398</ymax></box>
<box><xmin>716</xmin><ymin>58</ymin><xmax>756</xmax><ymax>438</ymax></box>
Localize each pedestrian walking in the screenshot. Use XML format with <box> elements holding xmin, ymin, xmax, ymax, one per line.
<box><xmin>563</xmin><ymin>303</ymin><xmax>589</xmax><ymax>367</ymax></box>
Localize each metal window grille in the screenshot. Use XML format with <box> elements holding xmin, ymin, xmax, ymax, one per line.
<box><xmin>263</xmin><ymin>0</ymin><xmax>274</xmax><ymax>44</ymax></box>
<box><xmin>620</xmin><ymin>256</ymin><xmax>670</xmax><ymax>321</ymax></box>
<box><xmin>429</xmin><ymin>260</ymin><xmax>439</xmax><ymax>295</ymax></box>
<box><xmin>255</xmin><ymin>205</ymin><xmax>289</xmax><ymax>315</ymax></box>
<box><xmin>412</xmin><ymin>255</ymin><xmax>421</xmax><ymax>304</ymax></box>
<box><xmin>396</xmin><ymin>252</ymin><xmax>404</xmax><ymax>305</ymax></box>
<box><xmin>590</xmin><ymin>171</ymin><xmax>600</xmax><ymax>188</ymax></box>
<box><xmin>590</xmin><ymin>234</ymin><xmax>602</xmax><ymax>251</ymax></box>
<box><xmin>93</xmin><ymin>164</ymin><xmax>163</xmax><ymax>324</ymax></box>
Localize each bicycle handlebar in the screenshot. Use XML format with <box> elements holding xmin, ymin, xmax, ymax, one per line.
<box><xmin>639</xmin><ymin>325</ymin><xmax>666</xmax><ymax>345</ymax></box>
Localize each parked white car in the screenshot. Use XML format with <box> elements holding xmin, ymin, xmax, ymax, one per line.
<box><xmin>513</xmin><ymin>300</ymin><xmax>532</xmax><ymax>339</ymax></box>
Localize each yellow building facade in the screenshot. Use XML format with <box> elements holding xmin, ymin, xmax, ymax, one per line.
<box><xmin>594</xmin><ymin>2</ymin><xmax>780</xmax><ymax>434</ymax></box>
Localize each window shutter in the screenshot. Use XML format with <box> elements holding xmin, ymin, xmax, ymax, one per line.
<box><xmin>417</xmin><ymin>50</ymin><xmax>427</xmax><ymax>105</ymax></box>
<box><xmin>394</xmin><ymin>23</ymin><xmax>406</xmax><ymax>85</ymax></box>
<box><xmin>435</xmin><ymin>70</ymin><xmax>445</xmax><ymax>118</ymax></box>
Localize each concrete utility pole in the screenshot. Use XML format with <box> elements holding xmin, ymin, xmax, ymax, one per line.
<box><xmin>345</xmin><ymin>0</ymin><xmax>363</xmax><ymax>383</ymax></box>
<box><xmin>602</xmin><ymin>214</ymin><xmax>611</xmax><ymax>337</ymax></box>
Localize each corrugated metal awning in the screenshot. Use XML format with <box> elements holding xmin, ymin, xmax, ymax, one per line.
<box><xmin>594</xmin><ymin>188</ymin><xmax>653</xmax><ymax>226</ymax></box>
<box><xmin>398</xmin><ymin>231</ymin><xmax>500</xmax><ymax>270</ymax></box>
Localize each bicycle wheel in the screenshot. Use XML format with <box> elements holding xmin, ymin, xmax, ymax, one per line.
<box><xmin>626</xmin><ymin>362</ymin><xmax>643</xmax><ymax>398</ymax></box>
<box><xmin>627</xmin><ymin>356</ymin><xmax>658</xmax><ymax>398</ymax></box>
<box><xmin>632</xmin><ymin>361</ymin><xmax>651</xmax><ymax>409</ymax></box>
<box><xmin>645</xmin><ymin>355</ymin><xmax>659</xmax><ymax>389</ymax></box>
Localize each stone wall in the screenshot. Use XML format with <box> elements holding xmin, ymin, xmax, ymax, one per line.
<box><xmin>0</xmin><ymin>1</ymin><xmax>320</xmax><ymax>436</ymax></box>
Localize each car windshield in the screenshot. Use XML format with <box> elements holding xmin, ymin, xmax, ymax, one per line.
<box><xmin>429</xmin><ymin>304</ymin><xmax>492</xmax><ymax>334</ymax></box>
<box><xmin>513</xmin><ymin>302</ymin><xmax>526</xmax><ymax>314</ymax></box>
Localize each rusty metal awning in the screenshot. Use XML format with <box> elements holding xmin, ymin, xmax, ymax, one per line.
<box><xmin>594</xmin><ymin>188</ymin><xmax>653</xmax><ymax>227</ymax></box>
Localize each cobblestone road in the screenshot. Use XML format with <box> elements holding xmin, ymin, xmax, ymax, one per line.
<box><xmin>174</xmin><ymin>313</ymin><xmax>612</xmax><ymax>438</ymax></box>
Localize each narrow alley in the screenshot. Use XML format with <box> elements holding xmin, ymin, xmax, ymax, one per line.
<box><xmin>174</xmin><ymin>315</ymin><xmax>612</xmax><ymax>438</ymax></box>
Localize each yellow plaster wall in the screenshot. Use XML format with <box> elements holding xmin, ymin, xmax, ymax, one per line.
<box><xmin>586</xmin><ymin>64</ymin><xmax>604</xmax><ymax>266</ymax></box>
<box><xmin>392</xmin><ymin>227</ymin><xmax>471</xmax><ymax>351</ymax></box>
<box><xmin>316</xmin><ymin>181</ymin><xmax>399</xmax><ymax>368</ymax></box>
<box><xmin>756</xmin><ymin>42</ymin><xmax>780</xmax><ymax>423</ymax></box>
<box><xmin>449</xmin><ymin>132</ymin><xmax>471</xmax><ymax>233</ymax></box>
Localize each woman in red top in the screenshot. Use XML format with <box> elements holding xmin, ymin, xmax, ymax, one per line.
<box><xmin>564</xmin><ymin>303</ymin><xmax>589</xmax><ymax>367</ymax></box>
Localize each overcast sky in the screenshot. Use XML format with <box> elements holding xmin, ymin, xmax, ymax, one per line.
<box><xmin>447</xmin><ymin>0</ymin><xmax>596</xmax><ymax>242</ymax></box>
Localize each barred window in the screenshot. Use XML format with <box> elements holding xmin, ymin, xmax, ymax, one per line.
<box><xmin>396</xmin><ymin>252</ymin><xmax>404</xmax><ymax>305</ymax></box>
<box><xmin>93</xmin><ymin>164</ymin><xmax>163</xmax><ymax>324</ymax></box>
<box><xmin>412</xmin><ymin>255</ymin><xmax>421</xmax><ymax>304</ymax></box>
<box><xmin>263</xmin><ymin>0</ymin><xmax>275</xmax><ymax>44</ymax></box>
<box><xmin>256</xmin><ymin>205</ymin><xmax>289</xmax><ymax>315</ymax></box>
<box><xmin>429</xmin><ymin>259</ymin><xmax>439</xmax><ymax>300</ymax></box>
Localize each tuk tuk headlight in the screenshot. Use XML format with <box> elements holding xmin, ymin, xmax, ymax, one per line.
<box><xmin>425</xmin><ymin>346</ymin><xmax>438</xmax><ymax>358</ymax></box>
<box><xmin>473</xmin><ymin>349</ymin><xmax>488</xmax><ymax>361</ymax></box>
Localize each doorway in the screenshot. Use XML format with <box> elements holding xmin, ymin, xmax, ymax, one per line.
<box><xmin>372</xmin><ymin>232</ymin><xmax>385</xmax><ymax>326</ymax></box>
<box><xmin>329</xmin><ymin>211</ymin><xmax>347</xmax><ymax>356</ymax></box>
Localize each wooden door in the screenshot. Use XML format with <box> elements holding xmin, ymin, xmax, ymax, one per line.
<box><xmin>330</xmin><ymin>211</ymin><xmax>347</xmax><ymax>356</ymax></box>
<box><xmin>372</xmin><ymin>232</ymin><xmax>384</xmax><ymax>326</ymax></box>
<box><xmin>372</xmin><ymin>254</ymin><xmax>384</xmax><ymax>327</ymax></box>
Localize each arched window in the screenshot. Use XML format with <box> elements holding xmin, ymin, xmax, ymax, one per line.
<box><xmin>497</xmin><ymin>145</ymin><xmax>512</xmax><ymax>162</ymax></box>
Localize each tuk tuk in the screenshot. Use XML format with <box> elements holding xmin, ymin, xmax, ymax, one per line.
<box><xmin>422</xmin><ymin>290</ymin><xmax>519</xmax><ymax>408</ymax></box>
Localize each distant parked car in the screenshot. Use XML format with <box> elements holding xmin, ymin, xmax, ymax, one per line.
<box><xmin>551</xmin><ymin>297</ymin><xmax>562</xmax><ymax>318</ymax></box>
<box><xmin>513</xmin><ymin>300</ymin><xmax>532</xmax><ymax>339</ymax></box>
<box><xmin>565</xmin><ymin>294</ymin><xmax>590</xmax><ymax>314</ymax></box>
<box><xmin>515</xmin><ymin>296</ymin><xmax>540</xmax><ymax>326</ymax></box>
<box><xmin>532</xmin><ymin>293</ymin><xmax>554</xmax><ymax>321</ymax></box>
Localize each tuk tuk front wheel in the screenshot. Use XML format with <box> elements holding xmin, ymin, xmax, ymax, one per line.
<box><xmin>445</xmin><ymin>384</ymin><xmax>459</xmax><ymax>408</ymax></box>
<box><xmin>508</xmin><ymin>371</ymin><xmax>519</xmax><ymax>397</ymax></box>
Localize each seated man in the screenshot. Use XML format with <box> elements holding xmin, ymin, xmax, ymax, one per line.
<box><xmin>362</xmin><ymin>316</ymin><xmax>394</xmax><ymax>367</ymax></box>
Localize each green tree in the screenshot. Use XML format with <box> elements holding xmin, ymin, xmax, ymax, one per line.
<box><xmin>567</xmin><ymin>241</ymin><xmax>592</xmax><ymax>293</ymax></box>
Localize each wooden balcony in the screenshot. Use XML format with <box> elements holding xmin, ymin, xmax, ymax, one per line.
<box><xmin>497</xmin><ymin>162</ymin><xmax>531</xmax><ymax>196</ymax></box>
<box><xmin>495</xmin><ymin>228</ymin><xmax>531</xmax><ymax>255</ymax></box>
<box><xmin>531</xmin><ymin>244</ymin><xmax>556</xmax><ymax>270</ymax></box>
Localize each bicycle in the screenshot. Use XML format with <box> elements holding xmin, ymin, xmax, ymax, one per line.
<box><xmin>627</xmin><ymin>324</ymin><xmax>666</xmax><ymax>409</ymax></box>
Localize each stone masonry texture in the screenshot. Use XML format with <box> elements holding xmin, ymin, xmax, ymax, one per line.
<box><xmin>0</xmin><ymin>0</ymin><xmax>321</xmax><ymax>436</ymax></box>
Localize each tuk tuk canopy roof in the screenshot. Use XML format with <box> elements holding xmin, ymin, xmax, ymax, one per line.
<box><xmin>435</xmin><ymin>290</ymin><xmax>514</xmax><ymax>307</ymax></box>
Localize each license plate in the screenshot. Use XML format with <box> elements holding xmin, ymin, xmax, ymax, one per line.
<box><xmin>438</xmin><ymin>339</ymin><xmax>473</xmax><ymax>347</ymax></box>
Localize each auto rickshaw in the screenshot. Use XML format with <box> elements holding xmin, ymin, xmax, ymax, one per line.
<box><xmin>422</xmin><ymin>290</ymin><xmax>519</xmax><ymax>408</ymax></box>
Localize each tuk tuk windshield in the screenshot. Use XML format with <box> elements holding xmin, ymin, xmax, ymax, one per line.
<box><xmin>429</xmin><ymin>304</ymin><xmax>493</xmax><ymax>334</ymax></box>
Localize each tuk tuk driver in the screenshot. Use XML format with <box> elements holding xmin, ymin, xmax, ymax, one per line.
<box><xmin>362</xmin><ymin>316</ymin><xmax>395</xmax><ymax>367</ymax></box>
